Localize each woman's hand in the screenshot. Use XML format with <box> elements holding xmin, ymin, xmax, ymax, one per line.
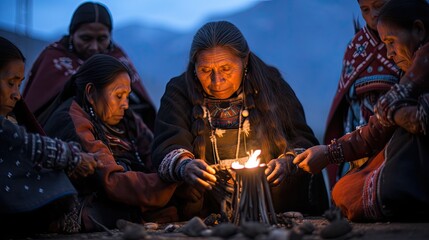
<box><xmin>293</xmin><ymin>145</ymin><xmax>329</xmax><ymax>174</ymax></box>
<box><xmin>69</xmin><ymin>153</ymin><xmax>100</xmax><ymax>179</ymax></box>
<box><xmin>182</xmin><ymin>159</ymin><xmax>217</xmax><ymax>192</ymax></box>
<box><xmin>394</xmin><ymin>106</ymin><xmax>421</xmax><ymax>134</ymax></box>
<box><xmin>265</xmin><ymin>156</ymin><xmax>295</xmax><ymax>186</ymax></box>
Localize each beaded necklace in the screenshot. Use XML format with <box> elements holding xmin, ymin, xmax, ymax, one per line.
<box><xmin>204</xmin><ymin>98</ymin><xmax>250</xmax><ymax>165</ymax></box>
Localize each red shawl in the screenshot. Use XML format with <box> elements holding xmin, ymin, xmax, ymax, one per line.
<box><xmin>324</xmin><ymin>26</ymin><xmax>400</xmax><ymax>144</ymax></box>
<box><xmin>22</xmin><ymin>36</ymin><xmax>156</xmax><ymax>130</ymax></box>
<box><xmin>324</xmin><ymin>26</ymin><xmax>400</xmax><ymax>187</ymax></box>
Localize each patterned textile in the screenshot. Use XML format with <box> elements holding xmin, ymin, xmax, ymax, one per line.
<box><xmin>325</xmin><ymin>26</ymin><xmax>400</xmax><ymax>144</ymax></box>
<box><xmin>0</xmin><ymin>116</ymin><xmax>76</xmax><ymax>214</ymax></box>
<box><xmin>158</xmin><ymin>148</ymin><xmax>194</xmax><ymax>183</ymax></box>
<box><xmin>324</xmin><ymin>26</ymin><xmax>401</xmax><ymax>187</ymax></box>
<box><xmin>22</xmin><ymin>36</ymin><xmax>156</xmax><ymax>130</ymax></box>
<box><xmin>362</xmin><ymin>160</ymin><xmax>385</xmax><ymax>220</ymax></box>
<box><xmin>331</xmin><ymin>114</ymin><xmax>429</xmax><ymax>221</ymax></box>
<box><xmin>43</xmin><ymin>99</ymin><xmax>178</xmax><ymax>229</ymax></box>
<box><xmin>205</xmin><ymin>96</ymin><xmax>243</xmax><ymax>129</ymax></box>
<box><xmin>101</xmin><ymin>116</ymin><xmax>153</xmax><ymax>172</ymax></box>
<box><xmin>153</xmin><ymin>74</ymin><xmax>329</xmax><ymax>217</ymax></box>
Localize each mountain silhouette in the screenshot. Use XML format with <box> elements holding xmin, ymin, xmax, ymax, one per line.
<box><xmin>1</xmin><ymin>0</ymin><xmax>361</xmax><ymax>141</ymax></box>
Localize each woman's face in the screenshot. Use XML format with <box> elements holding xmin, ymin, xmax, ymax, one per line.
<box><xmin>358</xmin><ymin>0</ymin><xmax>389</xmax><ymax>31</ymax></box>
<box><xmin>0</xmin><ymin>60</ymin><xmax>24</xmax><ymax>116</ymax></box>
<box><xmin>195</xmin><ymin>46</ymin><xmax>245</xmax><ymax>99</ymax></box>
<box><xmin>71</xmin><ymin>22</ymin><xmax>111</xmax><ymax>60</ymax></box>
<box><xmin>377</xmin><ymin>20</ymin><xmax>421</xmax><ymax>71</ymax></box>
<box><xmin>90</xmin><ymin>72</ymin><xmax>131</xmax><ymax>126</ymax></box>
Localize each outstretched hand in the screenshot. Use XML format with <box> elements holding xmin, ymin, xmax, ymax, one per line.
<box><xmin>265</xmin><ymin>156</ymin><xmax>295</xmax><ymax>186</ymax></box>
<box><xmin>293</xmin><ymin>145</ymin><xmax>329</xmax><ymax>174</ymax></box>
<box><xmin>182</xmin><ymin>159</ymin><xmax>217</xmax><ymax>192</ymax></box>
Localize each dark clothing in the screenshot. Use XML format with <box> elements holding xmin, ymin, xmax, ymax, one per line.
<box><xmin>43</xmin><ymin>98</ymin><xmax>177</xmax><ymax>230</ymax></box>
<box><xmin>332</xmin><ymin>115</ymin><xmax>429</xmax><ymax>221</ymax></box>
<box><xmin>0</xmin><ymin>100</ymin><xmax>80</xmax><ymax>234</ymax></box>
<box><xmin>0</xmin><ymin>116</ymin><xmax>76</xmax><ymax>214</ymax></box>
<box><xmin>153</xmin><ymin>73</ymin><xmax>329</xmax><ymax>219</ymax></box>
<box><xmin>22</xmin><ymin>36</ymin><xmax>157</xmax><ymax>130</ymax></box>
<box><xmin>332</xmin><ymin>43</ymin><xmax>429</xmax><ymax>221</ymax></box>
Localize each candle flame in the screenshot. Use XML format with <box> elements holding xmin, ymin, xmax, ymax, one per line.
<box><xmin>231</xmin><ymin>149</ymin><xmax>261</xmax><ymax>169</ymax></box>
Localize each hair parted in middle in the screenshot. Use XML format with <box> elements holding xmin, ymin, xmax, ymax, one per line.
<box><xmin>184</xmin><ymin>20</ymin><xmax>303</xmax><ymax>161</ymax></box>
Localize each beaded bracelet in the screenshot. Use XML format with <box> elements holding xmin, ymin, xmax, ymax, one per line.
<box><xmin>327</xmin><ymin>139</ymin><xmax>345</xmax><ymax>164</ymax></box>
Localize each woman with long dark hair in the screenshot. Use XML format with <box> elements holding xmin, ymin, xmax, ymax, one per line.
<box><xmin>0</xmin><ymin>37</ymin><xmax>98</xmax><ymax>235</ymax></box>
<box><xmin>153</xmin><ymin>21</ymin><xmax>329</xmax><ymax>220</ymax></box>
<box><xmin>22</xmin><ymin>2</ymin><xmax>156</xmax><ymax>130</ymax></box>
<box><xmin>43</xmin><ymin>54</ymin><xmax>178</xmax><ymax>231</ymax></box>
<box><xmin>294</xmin><ymin>0</ymin><xmax>429</xmax><ymax>222</ymax></box>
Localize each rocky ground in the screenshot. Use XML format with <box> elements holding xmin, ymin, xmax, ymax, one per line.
<box><xmin>5</xmin><ymin>214</ymin><xmax>429</xmax><ymax>240</ymax></box>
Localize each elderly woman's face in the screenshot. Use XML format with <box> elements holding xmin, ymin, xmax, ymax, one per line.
<box><xmin>358</xmin><ymin>0</ymin><xmax>389</xmax><ymax>31</ymax></box>
<box><xmin>71</xmin><ymin>22</ymin><xmax>111</xmax><ymax>60</ymax></box>
<box><xmin>90</xmin><ymin>72</ymin><xmax>131</xmax><ymax>126</ymax></box>
<box><xmin>195</xmin><ymin>46</ymin><xmax>245</xmax><ymax>99</ymax></box>
<box><xmin>0</xmin><ymin>60</ymin><xmax>24</xmax><ymax>116</ymax></box>
<box><xmin>377</xmin><ymin>20</ymin><xmax>421</xmax><ymax>71</ymax></box>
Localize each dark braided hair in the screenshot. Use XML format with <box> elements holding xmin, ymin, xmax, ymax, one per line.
<box><xmin>52</xmin><ymin>54</ymin><xmax>133</xmax><ymax>148</ymax></box>
<box><xmin>185</xmin><ymin>21</ymin><xmax>299</xmax><ymax>162</ymax></box>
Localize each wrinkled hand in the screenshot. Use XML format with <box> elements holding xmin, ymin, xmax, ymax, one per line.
<box><xmin>374</xmin><ymin>83</ymin><xmax>416</xmax><ymax>127</ymax></box>
<box><xmin>69</xmin><ymin>153</ymin><xmax>100</xmax><ymax>179</ymax></box>
<box><xmin>182</xmin><ymin>159</ymin><xmax>217</xmax><ymax>191</ymax></box>
<box><xmin>293</xmin><ymin>145</ymin><xmax>329</xmax><ymax>174</ymax></box>
<box><xmin>394</xmin><ymin>106</ymin><xmax>421</xmax><ymax>134</ymax></box>
<box><xmin>265</xmin><ymin>156</ymin><xmax>295</xmax><ymax>186</ymax></box>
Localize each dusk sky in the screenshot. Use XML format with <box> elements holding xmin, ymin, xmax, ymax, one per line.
<box><xmin>0</xmin><ymin>0</ymin><xmax>261</xmax><ymax>39</ymax></box>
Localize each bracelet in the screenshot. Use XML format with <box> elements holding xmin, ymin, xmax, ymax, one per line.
<box><xmin>327</xmin><ymin>139</ymin><xmax>345</xmax><ymax>164</ymax></box>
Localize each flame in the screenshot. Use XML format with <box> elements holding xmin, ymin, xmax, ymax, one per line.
<box><xmin>231</xmin><ymin>149</ymin><xmax>261</xmax><ymax>169</ymax></box>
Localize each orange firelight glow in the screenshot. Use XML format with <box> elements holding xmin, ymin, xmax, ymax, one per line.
<box><xmin>231</xmin><ymin>149</ymin><xmax>261</xmax><ymax>169</ymax></box>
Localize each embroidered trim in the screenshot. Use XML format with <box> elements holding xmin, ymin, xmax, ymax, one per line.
<box><xmin>158</xmin><ymin>148</ymin><xmax>194</xmax><ymax>182</ymax></box>
<box><xmin>362</xmin><ymin>160</ymin><xmax>385</xmax><ymax>220</ymax></box>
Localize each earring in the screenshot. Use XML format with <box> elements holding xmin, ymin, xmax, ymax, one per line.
<box><xmin>244</xmin><ymin>67</ymin><xmax>248</xmax><ymax>79</ymax></box>
<box><xmin>68</xmin><ymin>37</ymin><xmax>74</xmax><ymax>52</ymax></box>
<box><xmin>89</xmin><ymin>106</ymin><xmax>95</xmax><ymax>118</ymax></box>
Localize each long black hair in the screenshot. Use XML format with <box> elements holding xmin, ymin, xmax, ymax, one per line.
<box><xmin>185</xmin><ymin>21</ymin><xmax>301</xmax><ymax>162</ymax></box>
<box><xmin>0</xmin><ymin>36</ymin><xmax>25</xmax><ymax>70</ymax></box>
<box><xmin>0</xmin><ymin>37</ymin><xmax>45</xmax><ymax>134</ymax></box>
<box><xmin>378</xmin><ymin>0</ymin><xmax>429</xmax><ymax>35</ymax></box>
<box><xmin>43</xmin><ymin>54</ymin><xmax>134</xmax><ymax>147</ymax></box>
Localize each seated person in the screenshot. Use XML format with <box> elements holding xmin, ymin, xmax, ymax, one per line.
<box><xmin>22</xmin><ymin>2</ymin><xmax>156</xmax><ymax>130</ymax></box>
<box><xmin>0</xmin><ymin>37</ymin><xmax>97</xmax><ymax>235</ymax></box>
<box><xmin>294</xmin><ymin>0</ymin><xmax>429</xmax><ymax>222</ymax></box>
<box><xmin>152</xmin><ymin>21</ymin><xmax>329</xmax><ymax>221</ymax></box>
<box><xmin>324</xmin><ymin>0</ymin><xmax>401</xmax><ymax>186</ymax></box>
<box><xmin>43</xmin><ymin>54</ymin><xmax>178</xmax><ymax>232</ymax></box>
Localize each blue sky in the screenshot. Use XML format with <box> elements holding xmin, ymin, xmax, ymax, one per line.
<box><xmin>0</xmin><ymin>0</ymin><xmax>261</xmax><ymax>39</ymax></box>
